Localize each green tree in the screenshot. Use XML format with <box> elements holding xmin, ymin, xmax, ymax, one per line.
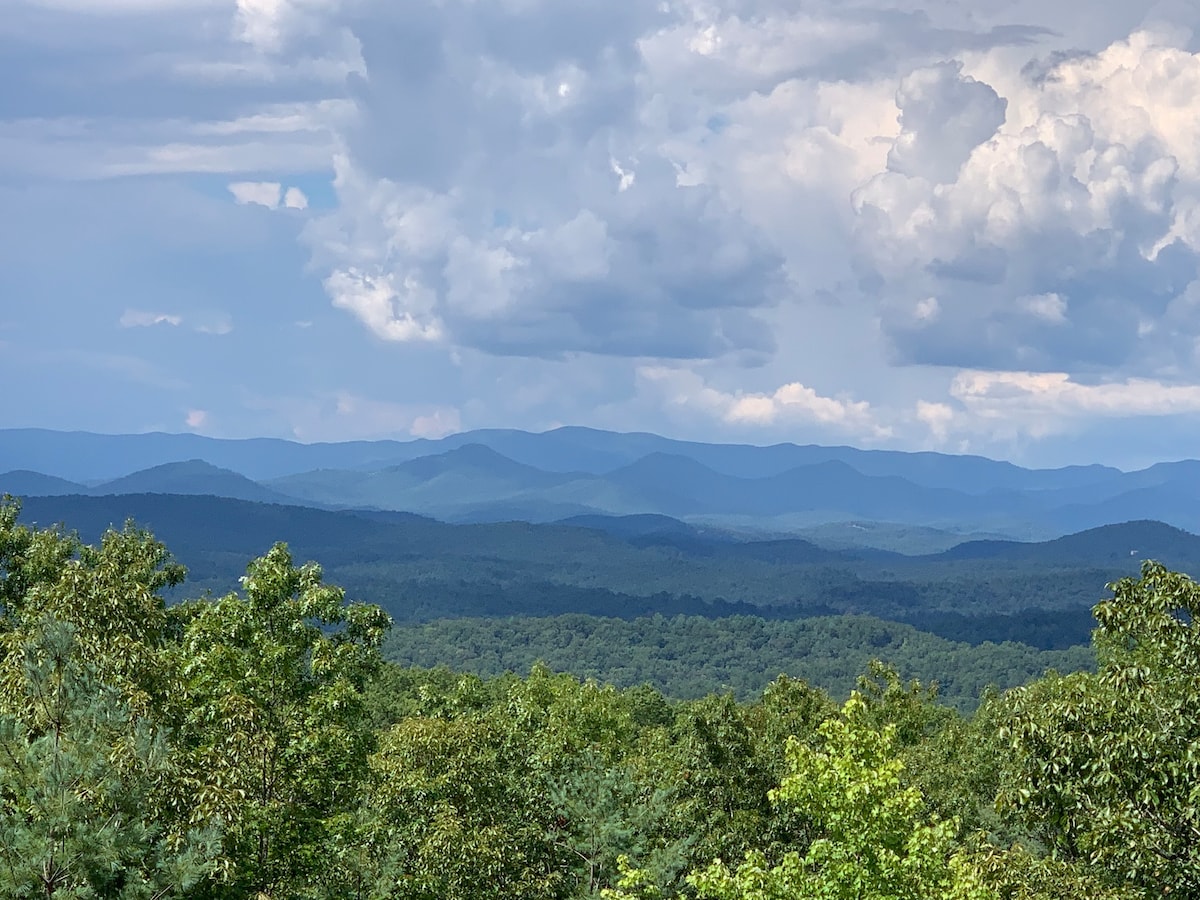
<box><xmin>366</xmin><ymin>715</ymin><xmax>565</xmax><ymax>900</ymax></box>
<box><xmin>172</xmin><ymin>543</ymin><xmax>390</xmax><ymax>898</ymax></box>
<box><xmin>1001</xmin><ymin>561</ymin><xmax>1200</xmax><ymax>894</ymax></box>
<box><xmin>640</xmin><ymin>693</ymin><xmax>778</xmax><ymax>872</ymax></box>
<box><xmin>548</xmin><ymin>749</ymin><xmax>687</xmax><ymax>897</ymax></box>
<box><xmin>0</xmin><ymin>619</ymin><xmax>219</xmax><ymax>898</ymax></box>
<box><xmin>687</xmin><ymin>693</ymin><xmax>991</xmax><ymax>900</ymax></box>
<box><xmin>0</xmin><ymin>499</ymin><xmax>185</xmax><ymax>719</ymax></box>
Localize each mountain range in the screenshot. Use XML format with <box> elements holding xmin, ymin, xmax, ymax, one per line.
<box><xmin>3</xmin><ymin>426</ymin><xmax>1200</xmax><ymax>540</ymax></box>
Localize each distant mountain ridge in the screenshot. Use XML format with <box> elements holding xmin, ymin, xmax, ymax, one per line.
<box><xmin>0</xmin><ymin>470</ymin><xmax>87</xmax><ymax>497</ymax></box>
<box><xmin>0</xmin><ymin>426</ymin><xmax>1124</xmax><ymax>488</ymax></box>
<box><xmin>3</xmin><ymin>427</ymin><xmax>1200</xmax><ymax>538</ymax></box>
<box><xmin>938</xmin><ymin>520</ymin><xmax>1200</xmax><ymax>569</ymax></box>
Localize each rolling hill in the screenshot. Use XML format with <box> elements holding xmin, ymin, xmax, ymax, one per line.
<box><xmin>9</xmin><ymin>492</ymin><xmax>1199</xmax><ymax>652</ymax></box>
<box><xmin>92</xmin><ymin>460</ymin><xmax>302</xmax><ymax>505</ymax></box>
<box><xmin>0</xmin><ymin>470</ymin><xmax>87</xmax><ymax>496</ymax></box>
<box><xmin>937</xmin><ymin>520</ymin><xmax>1200</xmax><ymax>572</ymax></box>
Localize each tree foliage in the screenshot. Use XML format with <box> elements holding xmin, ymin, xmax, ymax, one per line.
<box><xmin>0</xmin><ymin>620</ymin><xmax>219</xmax><ymax>898</ymax></box>
<box><xmin>686</xmin><ymin>693</ymin><xmax>991</xmax><ymax>900</ymax></box>
<box><xmin>1001</xmin><ymin>561</ymin><xmax>1200</xmax><ymax>894</ymax></box>
<box><xmin>1</xmin><ymin>497</ymin><xmax>1196</xmax><ymax>899</ymax></box>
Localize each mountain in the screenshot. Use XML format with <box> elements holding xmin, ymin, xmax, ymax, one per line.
<box><xmin>590</xmin><ymin>430</ymin><xmax>1121</xmax><ymax>494</ymax></box>
<box><xmin>602</xmin><ymin>453</ymin><xmax>733</xmax><ymax>514</ymax></box>
<box><xmin>557</xmin><ymin>513</ymin><xmax>723</xmax><ymax>541</ymax></box>
<box><xmin>0</xmin><ymin>429</ymin><xmax>418</xmax><ymax>482</ymax></box>
<box><xmin>8</xmin><ymin>427</ymin><xmax>1200</xmax><ymax>538</ymax></box>
<box><xmin>793</xmin><ymin>521</ymin><xmax>1006</xmax><ymax>555</ymax></box>
<box><xmin>0</xmin><ymin>426</ymin><xmax>1127</xmax><ymax>494</ymax></box>
<box><xmin>269</xmin><ymin>444</ymin><xmax>590</xmax><ymax>514</ymax></box>
<box><xmin>92</xmin><ymin>460</ymin><xmax>301</xmax><ymax>505</ymax></box>
<box><xmin>411</xmin><ymin>425</ymin><xmax>1123</xmax><ymax>493</ymax></box>
<box><xmin>601</xmin><ymin>455</ymin><xmax>1025</xmax><ymax>523</ymax></box>
<box><xmin>0</xmin><ymin>470</ymin><xmax>87</xmax><ymax>497</ymax></box>
<box><xmin>271</xmin><ymin>449</ymin><xmax>1008</xmax><ymax>526</ymax></box>
<box><xmin>936</xmin><ymin>520</ymin><xmax>1200</xmax><ymax>572</ymax></box>
<box><xmin>390</xmin><ymin>443</ymin><xmax>573</xmax><ymax>485</ymax></box>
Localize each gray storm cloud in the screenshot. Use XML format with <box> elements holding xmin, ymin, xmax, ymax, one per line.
<box><xmin>298</xmin><ymin>0</ymin><xmax>790</xmax><ymax>361</ymax></box>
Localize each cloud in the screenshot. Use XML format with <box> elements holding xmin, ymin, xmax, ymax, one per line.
<box><xmin>916</xmin><ymin>400</ymin><xmax>955</xmax><ymax>442</ymax></box>
<box><xmin>952</xmin><ymin>370</ymin><xmax>1200</xmax><ymax>418</ymax></box>
<box><xmin>245</xmin><ymin>389</ymin><xmax>463</xmax><ymax>442</ymax></box>
<box><xmin>887</xmin><ymin>61</ymin><xmax>1007</xmax><ymax>184</ymax></box>
<box><xmin>913</xmin><ymin>370</ymin><xmax>1200</xmax><ymax>447</ymax></box>
<box><xmin>854</xmin><ymin>29</ymin><xmax>1200</xmax><ymax>376</ymax></box>
<box><xmin>194</xmin><ymin>314</ymin><xmax>234</xmax><ymax>335</ymax></box>
<box><xmin>410</xmin><ymin>408</ymin><xmax>462</xmax><ymax>439</ymax></box>
<box><xmin>120</xmin><ymin>309</ymin><xmax>183</xmax><ymax>328</ymax></box>
<box><xmin>185</xmin><ymin>408</ymin><xmax>209</xmax><ymax>429</ymax></box>
<box><xmin>283</xmin><ymin>186</ymin><xmax>308</xmax><ymax>209</ymax></box>
<box><xmin>304</xmin><ymin>147</ymin><xmax>785</xmax><ymax>360</ymax></box>
<box><xmin>119</xmin><ymin>308</ymin><xmax>232</xmax><ymax>334</ymax></box>
<box><xmin>229</xmin><ymin>180</ymin><xmax>310</xmax><ymax>210</ymax></box>
<box><xmin>322</xmin><ymin>269</ymin><xmax>444</xmax><ymax>342</ymax></box>
<box><xmin>638</xmin><ymin>366</ymin><xmax>892</xmax><ymax>441</ymax></box>
<box><xmin>229</xmin><ymin>180</ymin><xmax>281</xmax><ymax>207</ymax></box>
<box><xmin>12</xmin><ymin>0</ymin><xmax>1200</xmax><ymax>467</ymax></box>
<box><xmin>1019</xmin><ymin>292</ymin><xmax>1069</xmax><ymax>323</ymax></box>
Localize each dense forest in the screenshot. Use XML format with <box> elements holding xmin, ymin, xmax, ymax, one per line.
<box><xmin>381</xmin><ymin>615</ymin><xmax>1094</xmax><ymax>712</ymax></box>
<box><xmin>18</xmin><ymin>493</ymin><xmax>1191</xmax><ymax>653</ymax></box>
<box><xmin>0</xmin><ymin>496</ymin><xmax>1196</xmax><ymax>898</ymax></box>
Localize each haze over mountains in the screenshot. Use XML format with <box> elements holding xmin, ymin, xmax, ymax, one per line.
<box><xmin>7</xmin><ymin>426</ymin><xmax>1200</xmax><ymax>661</ymax></box>
<box><xmin>2</xmin><ymin>427</ymin><xmax>1199</xmax><ymax>540</ymax></box>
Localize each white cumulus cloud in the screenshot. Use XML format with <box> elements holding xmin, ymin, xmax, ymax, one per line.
<box><xmin>638</xmin><ymin>366</ymin><xmax>892</xmax><ymax>441</ymax></box>
<box><xmin>228</xmin><ymin>180</ymin><xmax>282</xmax><ymax>208</ymax></box>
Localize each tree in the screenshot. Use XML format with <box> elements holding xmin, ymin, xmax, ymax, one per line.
<box><xmin>1001</xmin><ymin>561</ymin><xmax>1200</xmax><ymax>894</ymax></box>
<box><xmin>172</xmin><ymin>543</ymin><xmax>391</xmax><ymax>898</ymax></box>
<box><xmin>366</xmin><ymin>715</ymin><xmax>567</xmax><ymax>900</ymax></box>
<box><xmin>0</xmin><ymin>498</ymin><xmax>185</xmax><ymax>719</ymax></box>
<box><xmin>548</xmin><ymin>749</ymin><xmax>685</xmax><ymax>897</ymax></box>
<box><xmin>686</xmin><ymin>693</ymin><xmax>991</xmax><ymax>900</ymax></box>
<box><xmin>0</xmin><ymin>619</ymin><xmax>219</xmax><ymax>898</ymax></box>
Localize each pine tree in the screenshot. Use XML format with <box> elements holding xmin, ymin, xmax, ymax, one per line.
<box><xmin>0</xmin><ymin>618</ymin><xmax>219</xmax><ymax>898</ymax></box>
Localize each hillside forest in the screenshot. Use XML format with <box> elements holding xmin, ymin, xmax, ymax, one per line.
<box><xmin>0</xmin><ymin>496</ymin><xmax>1197</xmax><ymax>899</ymax></box>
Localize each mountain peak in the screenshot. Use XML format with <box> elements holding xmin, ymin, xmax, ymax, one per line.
<box><xmin>93</xmin><ymin>459</ymin><xmax>295</xmax><ymax>504</ymax></box>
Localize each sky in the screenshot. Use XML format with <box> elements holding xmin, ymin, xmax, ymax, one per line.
<box><xmin>4</xmin><ymin>0</ymin><xmax>1200</xmax><ymax>469</ymax></box>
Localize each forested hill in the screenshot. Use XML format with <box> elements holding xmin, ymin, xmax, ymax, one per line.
<box><xmin>936</xmin><ymin>519</ymin><xmax>1200</xmax><ymax>569</ymax></box>
<box><xmin>10</xmin><ymin>493</ymin><xmax>1198</xmax><ymax>653</ymax></box>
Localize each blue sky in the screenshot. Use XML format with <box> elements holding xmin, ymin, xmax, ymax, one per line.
<box><xmin>4</xmin><ymin>0</ymin><xmax>1200</xmax><ymax>468</ymax></box>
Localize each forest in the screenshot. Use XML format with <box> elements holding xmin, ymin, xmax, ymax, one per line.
<box><xmin>18</xmin><ymin>493</ymin><xmax>1187</xmax><ymax>654</ymax></box>
<box><xmin>0</xmin><ymin>496</ymin><xmax>1196</xmax><ymax>898</ymax></box>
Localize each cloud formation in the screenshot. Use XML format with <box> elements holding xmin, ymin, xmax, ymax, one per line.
<box><xmin>119</xmin><ymin>308</ymin><xmax>232</xmax><ymax>335</ymax></box>
<box><xmin>856</xmin><ymin>29</ymin><xmax>1200</xmax><ymax>376</ymax></box>
<box><xmin>638</xmin><ymin>366</ymin><xmax>892</xmax><ymax>442</ymax></box>
<box><xmin>229</xmin><ymin>180</ymin><xmax>309</xmax><ymax>209</ymax></box>
<box><xmin>7</xmin><ymin>0</ymin><xmax>1200</xmax><ymax>465</ymax></box>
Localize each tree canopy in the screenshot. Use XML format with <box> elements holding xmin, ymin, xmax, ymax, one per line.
<box><xmin>0</xmin><ymin>496</ymin><xmax>1191</xmax><ymax>898</ymax></box>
